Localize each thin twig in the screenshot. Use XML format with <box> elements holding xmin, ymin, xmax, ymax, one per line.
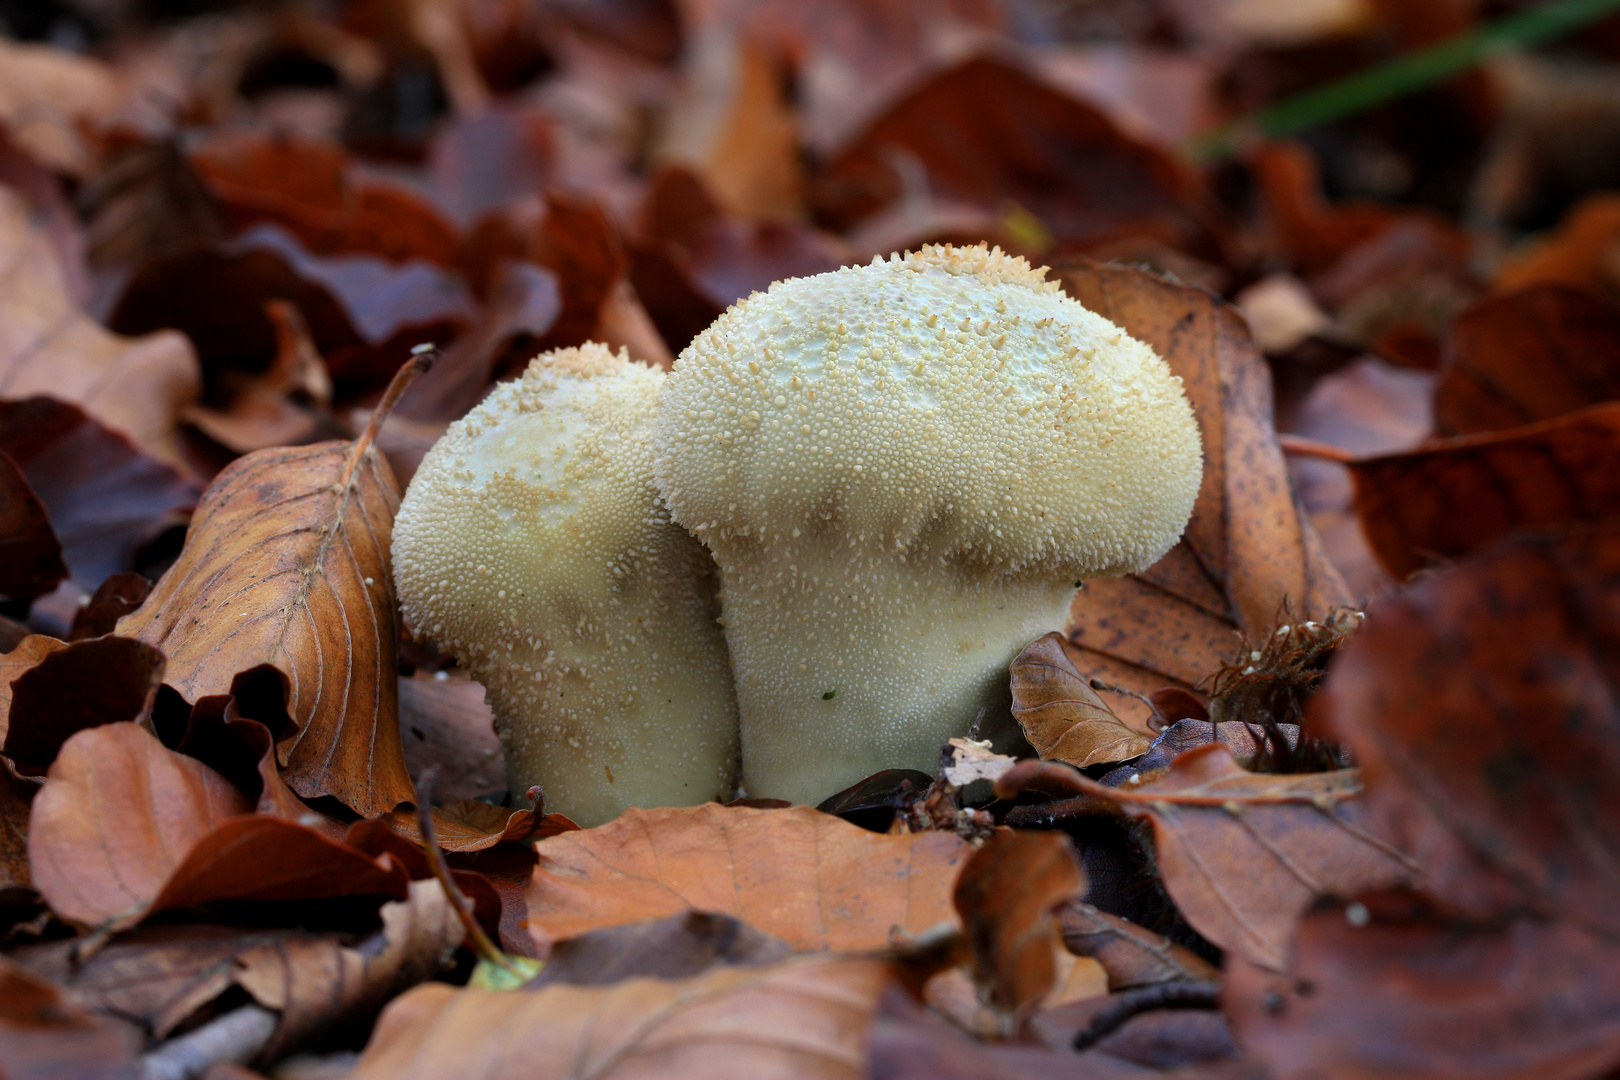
<box><xmin>414</xmin><ymin>767</ymin><xmax>526</xmax><ymax>977</ymax></box>
<box><xmin>1071</xmin><ymin>981</ymin><xmax>1221</xmax><ymax>1052</ymax></box>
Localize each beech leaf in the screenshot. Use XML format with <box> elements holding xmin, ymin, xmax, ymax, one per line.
<box><xmin>352</xmin><ymin>954</ymin><xmax>893</xmax><ymax>1080</ymax></box>
<box><xmin>1009</xmin><ymin>633</ymin><xmax>1155</xmax><ymax>768</ymax></box>
<box><xmin>524</xmin><ymin>804</ymin><xmax>969</xmax><ymax>954</ymax></box>
<box><xmin>118</xmin><ymin>369</ymin><xmax>419</xmax><ymax>817</ymax></box>
<box><xmin>1056</xmin><ymin>261</ymin><xmax>1351</xmax><ymax>729</ymax></box>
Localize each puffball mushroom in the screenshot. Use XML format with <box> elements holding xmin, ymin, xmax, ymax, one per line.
<box><xmin>393</xmin><ymin>343</ymin><xmax>739</xmax><ymax>826</ymax></box>
<box><xmin>652</xmin><ymin>244</ymin><xmax>1202</xmax><ymax>805</ymax></box>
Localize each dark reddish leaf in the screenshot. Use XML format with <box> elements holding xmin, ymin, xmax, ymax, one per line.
<box><xmin>0</xmin><ymin>452</ymin><xmax>64</xmax><ymax>604</ymax></box>
<box><xmin>953</xmin><ymin>829</ymin><xmax>1085</xmax><ymax>1024</ymax></box>
<box><xmin>1058</xmin><ymin>901</ymin><xmax>1219</xmax><ymax>991</ymax></box>
<box><xmin>1318</xmin><ymin>521</ymin><xmax>1620</xmax><ymax>931</ymax></box>
<box><xmin>1055</xmin><ymin>262</ymin><xmax>1351</xmax><ymax>729</ymax></box>
<box><xmin>1014</xmin><ymin>746</ymin><xmax>1415</xmax><ymax>971</ymax></box>
<box><xmin>0</xmin><ymin>761</ymin><xmax>33</xmax><ymax>887</ymax></box>
<box><xmin>1438</xmin><ymin>284</ymin><xmax>1620</xmax><ymax>435</ymax></box>
<box><xmin>815</xmin><ymin>769</ymin><xmax>934</xmax><ymax>833</ymax></box>
<box><xmin>67</xmin><ymin>573</ymin><xmax>151</xmax><ymax>641</ymax></box>
<box><xmin>1226</xmin><ymin>891</ymin><xmax>1620</xmax><ymax>1080</ymax></box>
<box><xmin>0</xmin><ymin>635</ymin><xmax>65</xmax><ymax>731</ymax></box>
<box><xmin>117</xmin><ymin>419</ymin><xmax>412</xmax><ymax>818</ymax></box>
<box><xmin>1350</xmin><ymin>403</ymin><xmax>1620</xmax><ymax>580</ymax></box>
<box><xmin>814</xmin><ymin>56</ymin><xmax>1207</xmax><ymax>256</ymax></box>
<box><xmin>189</xmin><ymin>132</ymin><xmax>459</xmax><ymax>265</ymax></box>
<box><xmin>0</xmin><ymin>955</ymin><xmax>142</xmax><ymax>1080</ymax></box>
<box><xmin>1252</xmin><ymin>141</ymin><xmax>1402</xmax><ymax>276</ymax></box>
<box><xmin>1495</xmin><ymin>192</ymin><xmax>1620</xmax><ymax>301</ymax></box>
<box><xmin>0</xmin><ymin>397</ymin><xmax>197</xmax><ymax>587</ymax></box>
<box><xmin>2</xmin><ymin>635</ymin><xmax>165</xmax><ymax>774</ymax></box>
<box><xmin>427</xmin><ymin>105</ymin><xmax>556</xmax><ymax>225</ymax></box>
<box><xmin>396</xmin><ymin>259</ymin><xmax>560</xmax><ymax>423</ymax></box>
<box><xmin>28</xmin><ymin>723</ymin><xmax>252</xmax><ymax>926</ymax></box>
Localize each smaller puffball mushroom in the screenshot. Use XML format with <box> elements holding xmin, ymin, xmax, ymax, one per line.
<box><xmin>653</xmin><ymin>245</ymin><xmax>1203</xmax><ymax>806</ymax></box>
<box><xmin>393</xmin><ymin>343</ymin><xmax>739</xmax><ymax>825</ymax></box>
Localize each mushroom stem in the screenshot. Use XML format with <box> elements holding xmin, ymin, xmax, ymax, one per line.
<box><xmin>713</xmin><ymin>538</ymin><xmax>1076</xmax><ymax>804</ymax></box>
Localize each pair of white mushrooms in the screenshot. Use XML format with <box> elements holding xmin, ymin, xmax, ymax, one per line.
<box><xmin>393</xmin><ymin>245</ymin><xmax>1203</xmax><ymax>825</ymax></box>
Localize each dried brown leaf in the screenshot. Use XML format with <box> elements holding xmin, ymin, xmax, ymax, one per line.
<box><xmin>0</xmin><ymin>954</ymin><xmax>141</xmax><ymax>1080</ymax></box>
<box><xmin>68</xmin><ymin>573</ymin><xmax>151</xmax><ymax>642</ymax></box>
<box><xmin>1350</xmin><ymin>402</ymin><xmax>1620</xmax><ymax>580</ymax></box>
<box><xmin>383</xmin><ymin>798</ymin><xmax>578</xmax><ymax>853</ymax></box>
<box><xmin>814</xmin><ymin>56</ymin><xmax>1206</xmax><ymax>254</ymax></box>
<box><xmin>28</xmin><ymin>723</ymin><xmax>251</xmax><ymax>926</ymax></box>
<box><xmin>1010</xmin><ymin>633</ymin><xmax>1154</xmax><ymax>767</ymax></box>
<box><xmin>952</xmin><ymin>829</ymin><xmax>1086</xmax><ymax>1023</ymax></box>
<box><xmin>396</xmin><ymin>672</ymin><xmax>503</xmax><ymax>802</ymax></box>
<box><xmin>1035</xmin><ymin>745</ymin><xmax>1415</xmax><ymax>970</ymax></box>
<box><xmin>531</xmin><ymin>911</ymin><xmax>793</xmax><ymax>988</ymax></box>
<box><xmin>189</xmin><ymin>132</ymin><xmax>458</xmax><ymax>265</ymax></box>
<box><xmin>235</xmin><ymin>879</ymin><xmax>461</xmax><ymax>1059</ymax></box>
<box><xmin>1056</xmin><ymin>261</ymin><xmax>1351</xmax><ymax>729</ymax></box>
<box><xmin>117</xmin><ymin>428</ymin><xmax>411</xmax><ymax>817</ymax></box>
<box><xmin>0</xmin><ymin>188</ymin><xmax>200</xmax><ymax>470</ymax></box>
<box><xmin>1058</xmin><ymin>900</ymin><xmax>1219</xmax><ymax>990</ymax></box>
<box><xmin>1438</xmin><ymin>285</ymin><xmax>1620</xmax><ymax>435</ymax></box>
<box><xmin>352</xmin><ymin>954</ymin><xmax>893</xmax><ymax>1080</ymax></box>
<box><xmin>1318</xmin><ymin>521</ymin><xmax>1620</xmax><ymax>932</ymax></box>
<box><xmin>524</xmin><ymin>804</ymin><xmax>969</xmax><ymax>953</ymax></box>
<box><xmin>0</xmin><ymin>397</ymin><xmax>198</xmax><ymax>588</ymax></box>
<box><xmin>1226</xmin><ymin>891</ymin><xmax>1620</xmax><ymax>1080</ymax></box>
<box><xmin>0</xmin><ymin>451</ymin><xmax>64</xmax><ymax>604</ymax></box>
<box><xmin>0</xmin><ymin>761</ymin><xmax>33</xmax><ymax>888</ymax></box>
<box><xmin>1</xmin><ymin>634</ymin><xmax>165</xmax><ymax>774</ymax></box>
<box><xmin>0</xmin><ymin>635</ymin><xmax>65</xmax><ymax>738</ymax></box>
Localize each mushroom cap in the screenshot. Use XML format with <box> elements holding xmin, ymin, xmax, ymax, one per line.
<box><xmin>653</xmin><ymin>244</ymin><xmax>1202</xmax><ymax>578</ymax></box>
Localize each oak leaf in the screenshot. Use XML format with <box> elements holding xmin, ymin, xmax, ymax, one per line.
<box><xmin>524</xmin><ymin>803</ymin><xmax>969</xmax><ymax>953</ymax></box>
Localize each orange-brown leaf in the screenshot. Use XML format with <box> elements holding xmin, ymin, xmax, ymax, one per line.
<box><xmin>952</xmin><ymin>829</ymin><xmax>1085</xmax><ymax>1022</ymax></box>
<box><xmin>1351</xmin><ymin>403</ymin><xmax>1620</xmax><ymax>580</ymax></box>
<box><xmin>0</xmin><ymin>188</ymin><xmax>199</xmax><ymax>470</ymax></box>
<box><xmin>118</xmin><ymin>437</ymin><xmax>411</xmax><ymax>817</ymax></box>
<box><xmin>352</xmin><ymin>954</ymin><xmax>893</xmax><ymax>1080</ymax></box>
<box><xmin>1058</xmin><ymin>901</ymin><xmax>1218</xmax><ymax>991</ymax></box>
<box><xmin>1009</xmin><ymin>633</ymin><xmax>1155</xmax><ymax>768</ymax></box>
<box><xmin>1057</xmin><ymin>261</ymin><xmax>1351</xmax><ymax>728</ymax></box>
<box><xmin>383</xmin><ymin>798</ymin><xmax>579</xmax><ymax>853</ymax></box>
<box><xmin>524</xmin><ymin>804</ymin><xmax>969</xmax><ymax>953</ymax></box>
<box><xmin>28</xmin><ymin>723</ymin><xmax>252</xmax><ymax>926</ymax></box>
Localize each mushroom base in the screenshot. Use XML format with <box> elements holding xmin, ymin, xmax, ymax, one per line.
<box><xmin>712</xmin><ymin>542</ymin><xmax>1078</xmax><ymax>806</ymax></box>
<box><xmin>484</xmin><ymin>623</ymin><xmax>740</xmax><ymax>827</ymax></box>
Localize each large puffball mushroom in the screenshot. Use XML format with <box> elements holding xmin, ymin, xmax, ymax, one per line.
<box><xmin>652</xmin><ymin>244</ymin><xmax>1203</xmax><ymax>805</ymax></box>
<box><xmin>393</xmin><ymin>343</ymin><xmax>739</xmax><ymax>826</ymax></box>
